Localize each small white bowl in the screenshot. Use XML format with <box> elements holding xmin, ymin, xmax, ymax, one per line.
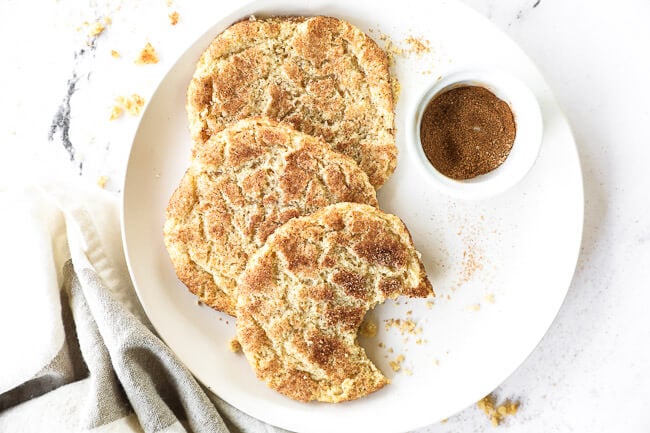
<box><xmin>409</xmin><ymin>70</ymin><xmax>543</xmax><ymax>200</ymax></box>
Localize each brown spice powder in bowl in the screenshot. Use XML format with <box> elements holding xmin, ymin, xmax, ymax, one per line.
<box><xmin>420</xmin><ymin>85</ymin><xmax>516</xmax><ymax>180</ymax></box>
<box><xmin>410</xmin><ymin>70</ymin><xmax>543</xmax><ymax>200</ymax></box>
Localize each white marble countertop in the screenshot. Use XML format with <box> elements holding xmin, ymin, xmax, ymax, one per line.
<box><xmin>1</xmin><ymin>0</ymin><xmax>649</xmax><ymax>431</ymax></box>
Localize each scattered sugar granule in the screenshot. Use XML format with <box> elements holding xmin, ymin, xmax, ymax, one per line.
<box><xmin>135</xmin><ymin>42</ymin><xmax>159</xmax><ymax>64</ymax></box>
<box><xmin>169</xmin><ymin>11</ymin><xmax>179</xmax><ymax>25</ymax></box>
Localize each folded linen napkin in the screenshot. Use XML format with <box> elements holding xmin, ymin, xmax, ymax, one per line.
<box><xmin>0</xmin><ymin>178</ymin><xmax>287</xmax><ymax>433</ymax></box>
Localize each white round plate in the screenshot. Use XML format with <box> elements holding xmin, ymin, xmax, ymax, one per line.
<box><xmin>122</xmin><ymin>1</ymin><xmax>583</xmax><ymax>432</ymax></box>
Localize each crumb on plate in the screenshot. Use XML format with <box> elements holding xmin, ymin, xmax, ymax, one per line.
<box><xmin>389</xmin><ymin>354</ymin><xmax>405</xmax><ymax>372</ymax></box>
<box><xmin>228</xmin><ymin>337</ymin><xmax>242</xmax><ymax>353</ymax></box>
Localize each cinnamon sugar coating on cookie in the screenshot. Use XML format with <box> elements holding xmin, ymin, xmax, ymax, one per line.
<box><xmin>187</xmin><ymin>16</ymin><xmax>396</xmax><ymax>188</ymax></box>
<box><xmin>163</xmin><ymin>118</ymin><xmax>378</xmax><ymax>315</ymax></box>
<box><xmin>236</xmin><ymin>203</ymin><xmax>433</xmax><ymax>402</ymax></box>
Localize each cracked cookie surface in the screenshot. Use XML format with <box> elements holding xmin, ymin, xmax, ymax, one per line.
<box><xmin>236</xmin><ymin>202</ymin><xmax>433</xmax><ymax>402</ymax></box>
<box><xmin>163</xmin><ymin>118</ymin><xmax>378</xmax><ymax>315</ymax></box>
<box><xmin>187</xmin><ymin>16</ymin><xmax>396</xmax><ymax>189</ymax></box>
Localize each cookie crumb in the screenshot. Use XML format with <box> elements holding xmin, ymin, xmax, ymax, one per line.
<box><xmin>96</xmin><ymin>176</ymin><xmax>108</xmax><ymax>189</ymax></box>
<box><xmin>135</xmin><ymin>42</ymin><xmax>159</xmax><ymax>64</ymax></box>
<box><xmin>466</xmin><ymin>304</ymin><xmax>481</xmax><ymax>312</ymax></box>
<box><xmin>359</xmin><ymin>319</ymin><xmax>378</xmax><ymax>337</ymax></box>
<box><xmin>426</xmin><ymin>300</ymin><xmax>434</xmax><ymax>309</ymax></box>
<box><xmin>89</xmin><ymin>22</ymin><xmax>105</xmax><ymax>37</ymax></box>
<box><xmin>404</xmin><ymin>368</ymin><xmax>413</xmax><ymax>376</ymax></box>
<box><xmin>485</xmin><ymin>293</ymin><xmax>495</xmax><ymax>304</ymax></box>
<box><xmin>110</xmin><ymin>94</ymin><xmax>145</xmax><ymax>119</ymax></box>
<box><xmin>385</xmin><ymin>318</ymin><xmax>422</xmax><ymax>335</ymax></box>
<box><xmin>109</xmin><ymin>105</ymin><xmax>124</xmax><ymax>121</ymax></box>
<box><xmin>111</xmin><ymin>49</ymin><xmax>120</xmax><ymax>58</ymax></box>
<box><xmin>228</xmin><ymin>337</ymin><xmax>242</xmax><ymax>353</ymax></box>
<box><xmin>477</xmin><ymin>394</ymin><xmax>520</xmax><ymax>426</ymax></box>
<box><xmin>169</xmin><ymin>11</ymin><xmax>179</xmax><ymax>25</ymax></box>
<box><xmin>389</xmin><ymin>354</ymin><xmax>405</xmax><ymax>372</ymax></box>
<box><xmin>404</xmin><ymin>36</ymin><xmax>431</xmax><ymax>55</ymax></box>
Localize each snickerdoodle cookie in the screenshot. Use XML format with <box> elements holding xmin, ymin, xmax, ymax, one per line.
<box><xmin>187</xmin><ymin>16</ymin><xmax>395</xmax><ymax>188</ymax></box>
<box><xmin>236</xmin><ymin>202</ymin><xmax>433</xmax><ymax>402</ymax></box>
<box><xmin>163</xmin><ymin>118</ymin><xmax>378</xmax><ymax>315</ymax></box>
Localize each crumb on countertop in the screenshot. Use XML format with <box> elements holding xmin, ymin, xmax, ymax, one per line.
<box><xmin>109</xmin><ymin>106</ymin><xmax>123</xmax><ymax>121</ymax></box>
<box><xmin>485</xmin><ymin>293</ymin><xmax>495</xmax><ymax>304</ymax></box>
<box><xmin>228</xmin><ymin>337</ymin><xmax>242</xmax><ymax>353</ymax></box>
<box><xmin>359</xmin><ymin>319</ymin><xmax>378</xmax><ymax>338</ymax></box>
<box><xmin>111</xmin><ymin>49</ymin><xmax>120</xmax><ymax>58</ymax></box>
<box><xmin>169</xmin><ymin>11</ymin><xmax>179</xmax><ymax>25</ymax></box>
<box><xmin>466</xmin><ymin>304</ymin><xmax>481</xmax><ymax>312</ymax></box>
<box><xmin>135</xmin><ymin>42</ymin><xmax>159</xmax><ymax>64</ymax></box>
<box><xmin>426</xmin><ymin>300</ymin><xmax>434</xmax><ymax>309</ymax></box>
<box><xmin>89</xmin><ymin>21</ymin><xmax>106</xmax><ymax>37</ymax></box>
<box><xmin>96</xmin><ymin>176</ymin><xmax>108</xmax><ymax>189</ymax></box>
<box><xmin>110</xmin><ymin>94</ymin><xmax>145</xmax><ymax>120</ymax></box>
<box><xmin>477</xmin><ymin>394</ymin><xmax>520</xmax><ymax>426</ymax></box>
